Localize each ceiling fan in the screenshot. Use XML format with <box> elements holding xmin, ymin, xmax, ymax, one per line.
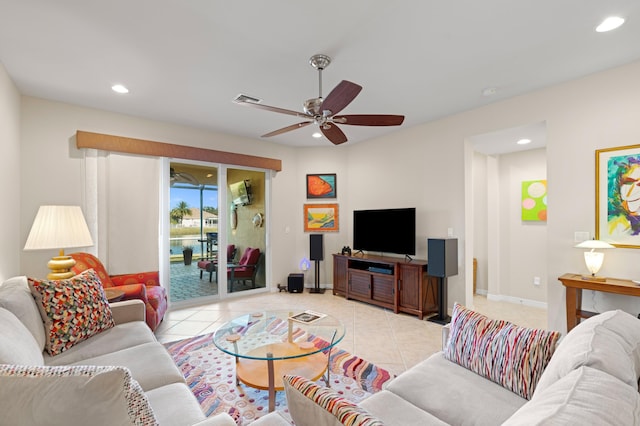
<box><xmin>233</xmin><ymin>54</ymin><xmax>405</xmax><ymax>145</ymax></box>
<box><xmin>170</xmin><ymin>167</ymin><xmax>199</xmax><ymax>186</ymax></box>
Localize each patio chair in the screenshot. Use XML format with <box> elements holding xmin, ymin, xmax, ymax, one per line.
<box><xmin>228</xmin><ymin>247</ymin><xmax>262</xmax><ymax>292</ymax></box>
<box><xmin>197</xmin><ymin>244</ymin><xmax>236</xmax><ymax>282</ymax></box>
<box><xmin>69</xmin><ymin>252</ymin><xmax>167</xmax><ymax>331</ymax></box>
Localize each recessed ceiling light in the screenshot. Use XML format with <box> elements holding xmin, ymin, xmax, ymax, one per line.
<box><xmin>482</xmin><ymin>87</ymin><xmax>497</xmax><ymax>97</ymax></box>
<box><xmin>111</xmin><ymin>84</ymin><xmax>129</xmax><ymax>94</ymax></box>
<box><xmin>517</xmin><ymin>138</ymin><xmax>532</xmax><ymax>145</ymax></box>
<box><xmin>312</xmin><ymin>132</ymin><xmax>322</xmax><ymax>138</ymax></box>
<box><xmin>596</xmin><ymin>16</ymin><xmax>625</xmax><ymax>32</ymax></box>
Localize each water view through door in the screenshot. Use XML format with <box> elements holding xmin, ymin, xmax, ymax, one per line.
<box><xmin>168</xmin><ymin>163</ymin><xmax>267</xmax><ymax>304</ymax></box>
<box><xmin>169</xmin><ymin>162</ymin><xmax>219</xmax><ymax>303</ymax></box>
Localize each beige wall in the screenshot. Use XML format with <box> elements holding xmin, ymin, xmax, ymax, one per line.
<box><xmin>17</xmin><ymin>96</ymin><xmax>298</xmax><ymax>289</ymax></box>
<box><xmin>473</xmin><ymin>151</ymin><xmax>489</xmax><ymax>293</ymax></box>
<box><xmin>4</xmin><ymin>59</ymin><xmax>640</xmax><ymax>334</ymax></box>
<box><xmin>496</xmin><ymin>148</ymin><xmax>547</xmax><ymax>305</ymax></box>
<box><xmin>0</xmin><ymin>63</ymin><xmax>22</xmax><ymax>281</ymax></box>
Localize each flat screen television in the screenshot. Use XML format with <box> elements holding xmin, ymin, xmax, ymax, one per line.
<box><xmin>229</xmin><ymin>180</ymin><xmax>252</xmax><ymax>206</ymax></box>
<box><xmin>353</xmin><ymin>208</ymin><xmax>416</xmax><ymax>256</ymax></box>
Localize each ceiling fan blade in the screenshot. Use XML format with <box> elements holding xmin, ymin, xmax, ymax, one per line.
<box><xmin>320</xmin><ymin>123</ymin><xmax>348</xmax><ymax>145</ymax></box>
<box><xmin>321</xmin><ymin>80</ymin><xmax>362</xmax><ymax>115</ymax></box>
<box><xmin>235</xmin><ymin>100</ymin><xmax>310</xmax><ymax>119</ymax></box>
<box><xmin>333</xmin><ymin>114</ymin><xmax>405</xmax><ymax>126</ymax></box>
<box><xmin>262</xmin><ymin>121</ymin><xmax>312</xmax><ymax>138</ymax></box>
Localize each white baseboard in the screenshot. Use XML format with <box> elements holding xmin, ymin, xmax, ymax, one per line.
<box><xmin>475</xmin><ymin>289</ymin><xmax>488</xmax><ymax>296</ymax></box>
<box><xmin>486</xmin><ymin>293</ymin><xmax>547</xmax><ymax>309</ymax></box>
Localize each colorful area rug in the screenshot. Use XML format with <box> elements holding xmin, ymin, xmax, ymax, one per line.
<box><xmin>164</xmin><ymin>333</ymin><xmax>393</xmax><ymax>425</ymax></box>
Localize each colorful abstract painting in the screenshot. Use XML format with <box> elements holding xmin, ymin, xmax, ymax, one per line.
<box><xmin>303</xmin><ymin>203</ymin><xmax>339</xmax><ymax>232</ymax></box>
<box><xmin>522</xmin><ymin>180</ymin><xmax>547</xmax><ymax>221</ymax></box>
<box><xmin>306</xmin><ymin>174</ymin><xmax>337</xmax><ymax>199</ymax></box>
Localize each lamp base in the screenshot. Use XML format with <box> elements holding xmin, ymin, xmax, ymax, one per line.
<box><xmin>46</xmin><ymin>256</ymin><xmax>76</xmax><ymax>280</ymax></box>
<box><xmin>581</xmin><ymin>275</ymin><xmax>607</xmax><ymax>282</ymax></box>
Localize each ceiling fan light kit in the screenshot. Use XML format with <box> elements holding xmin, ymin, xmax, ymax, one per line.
<box><xmin>234</xmin><ymin>54</ymin><xmax>405</xmax><ymax>145</ymax></box>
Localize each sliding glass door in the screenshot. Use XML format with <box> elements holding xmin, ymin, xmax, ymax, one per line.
<box><xmin>168</xmin><ymin>162</ymin><xmax>219</xmax><ymax>304</ymax></box>
<box><xmin>225</xmin><ymin>168</ymin><xmax>266</xmax><ymax>294</ymax></box>
<box><xmin>166</xmin><ymin>162</ymin><xmax>268</xmax><ymax>306</ymax></box>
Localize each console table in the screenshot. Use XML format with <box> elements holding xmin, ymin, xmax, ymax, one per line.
<box><xmin>333</xmin><ymin>254</ymin><xmax>439</xmax><ymax>320</ymax></box>
<box><xmin>558</xmin><ymin>273</ymin><xmax>640</xmax><ymax>331</ymax></box>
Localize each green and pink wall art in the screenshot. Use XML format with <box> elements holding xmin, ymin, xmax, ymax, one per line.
<box><xmin>522</xmin><ymin>180</ymin><xmax>547</xmax><ymax>221</ymax></box>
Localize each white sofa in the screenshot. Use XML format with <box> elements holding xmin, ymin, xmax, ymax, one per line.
<box><xmin>261</xmin><ymin>304</ymin><xmax>640</xmax><ymax>426</ymax></box>
<box><xmin>0</xmin><ymin>275</ymin><xmax>235</xmax><ymax>426</ymax></box>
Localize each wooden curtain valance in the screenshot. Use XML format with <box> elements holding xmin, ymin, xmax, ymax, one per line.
<box><xmin>76</xmin><ymin>130</ymin><xmax>282</xmax><ymax>172</ymax></box>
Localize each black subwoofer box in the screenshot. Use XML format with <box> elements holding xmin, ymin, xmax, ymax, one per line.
<box><xmin>288</xmin><ymin>273</ymin><xmax>304</xmax><ymax>293</ymax></box>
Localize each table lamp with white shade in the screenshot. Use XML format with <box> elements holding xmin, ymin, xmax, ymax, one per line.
<box><xmin>24</xmin><ymin>205</ymin><xmax>94</xmax><ymax>280</ymax></box>
<box><xmin>574</xmin><ymin>239</ymin><xmax>615</xmax><ymax>281</ymax></box>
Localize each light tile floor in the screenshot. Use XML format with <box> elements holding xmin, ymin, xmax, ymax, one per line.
<box><xmin>155</xmin><ymin>292</ymin><xmax>547</xmax><ymax>377</ymax></box>
<box><xmin>169</xmin><ymin>261</ymin><xmax>266</xmax><ymax>303</ymax></box>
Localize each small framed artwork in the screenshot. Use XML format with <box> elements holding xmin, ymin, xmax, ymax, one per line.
<box><xmin>304</xmin><ymin>203</ymin><xmax>339</xmax><ymax>232</ymax></box>
<box><xmin>306</xmin><ymin>174</ymin><xmax>337</xmax><ymax>199</ymax></box>
<box><xmin>521</xmin><ymin>180</ymin><xmax>547</xmax><ymax>221</ymax></box>
<box><xmin>596</xmin><ymin>143</ymin><xmax>640</xmax><ymax>248</ymax></box>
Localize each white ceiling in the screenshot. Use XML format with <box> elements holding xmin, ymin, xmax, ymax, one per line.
<box><xmin>1</xmin><ymin>1</ymin><xmax>639</xmax><ymax>148</ymax></box>
<box><xmin>470</xmin><ymin>121</ymin><xmax>547</xmax><ymax>156</ymax></box>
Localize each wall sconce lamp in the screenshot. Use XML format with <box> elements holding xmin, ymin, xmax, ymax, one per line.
<box><xmin>574</xmin><ymin>239</ymin><xmax>615</xmax><ymax>281</ymax></box>
<box><xmin>23</xmin><ymin>205</ymin><xmax>94</xmax><ymax>279</ymax></box>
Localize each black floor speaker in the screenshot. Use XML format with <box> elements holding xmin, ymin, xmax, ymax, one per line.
<box><xmin>287</xmin><ymin>273</ymin><xmax>304</xmax><ymax>293</ymax></box>
<box><xmin>427</xmin><ymin>238</ymin><xmax>458</xmax><ymax>324</ymax></box>
<box><xmin>310</xmin><ymin>234</ymin><xmax>324</xmax><ymax>261</ymax></box>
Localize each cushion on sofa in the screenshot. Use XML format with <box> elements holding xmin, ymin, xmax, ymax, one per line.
<box><xmin>28</xmin><ymin>269</ymin><xmax>115</xmax><ymax>356</ymax></box>
<box><xmin>503</xmin><ymin>366</ymin><xmax>640</xmax><ymax>425</ymax></box>
<box><xmin>359</xmin><ymin>390</ymin><xmax>449</xmax><ymax>425</ymax></box>
<box><xmin>283</xmin><ymin>375</ymin><xmax>384</xmax><ymax>426</ymax></box>
<box><xmin>385</xmin><ymin>352</ymin><xmax>527</xmax><ymax>426</ymax></box>
<box><xmin>0</xmin><ymin>275</ymin><xmax>47</xmax><ymax>350</ymax></box>
<box><xmin>43</xmin><ymin>320</ymin><xmax>156</xmax><ymax>366</ymax></box>
<box><xmin>0</xmin><ymin>364</ymin><xmax>158</xmax><ymax>426</ymax></box>
<box><xmin>69</xmin><ymin>341</ymin><xmax>186</xmax><ymax>391</ymax></box>
<box><xmin>534</xmin><ymin>309</ymin><xmax>640</xmax><ymax>394</ymax></box>
<box><xmin>0</xmin><ymin>308</ymin><xmax>44</xmax><ymax>365</ymax></box>
<box><xmin>145</xmin><ymin>383</ymin><xmax>210</xmax><ymax>425</ymax></box>
<box><xmin>444</xmin><ymin>303</ymin><xmax>559</xmax><ymax>399</ymax></box>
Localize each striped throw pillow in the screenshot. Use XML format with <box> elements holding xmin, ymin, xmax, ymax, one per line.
<box><xmin>284</xmin><ymin>375</ymin><xmax>383</xmax><ymax>426</ymax></box>
<box><xmin>444</xmin><ymin>303</ymin><xmax>559</xmax><ymax>400</ymax></box>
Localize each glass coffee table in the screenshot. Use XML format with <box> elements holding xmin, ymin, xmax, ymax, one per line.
<box><xmin>213</xmin><ymin>310</ymin><xmax>345</xmax><ymax>412</ymax></box>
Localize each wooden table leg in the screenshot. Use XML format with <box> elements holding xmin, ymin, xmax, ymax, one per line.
<box><xmin>565</xmin><ymin>287</ymin><xmax>578</xmax><ymax>332</ymax></box>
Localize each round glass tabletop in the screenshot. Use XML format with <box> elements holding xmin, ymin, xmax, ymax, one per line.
<box><xmin>212</xmin><ymin>310</ymin><xmax>345</xmax><ymax>361</ymax></box>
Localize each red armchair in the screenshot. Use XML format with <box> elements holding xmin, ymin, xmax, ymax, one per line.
<box><xmin>228</xmin><ymin>247</ymin><xmax>262</xmax><ymax>292</ymax></box>
<box><xmin>197</xmin><ymin>244</ymin><xmax>236</xmax><ymax>282</ymax></box>
<box><xmin>70</xmin><ymin>252</ymin><xmax>167</xmax><ymax>331</ymax></box>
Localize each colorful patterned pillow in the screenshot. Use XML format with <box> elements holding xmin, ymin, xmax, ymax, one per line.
<box><xmin>28</xmin><ymin>269</ymin><xmax>115</xmax><ymax>356</ymax></box>
<box><xmin>444</xmin><ymin>303</ymin><xmax>560</xmax><ymax>400</ymax></box>
<box><xmin>0</xmin><ymin>364</ymin><xmax>157</xmax><ymax>425</ymax></box>
<box><xmin>283</xmin><ymin>375</ymin><xmax>384</xmax><ymax>426</ymax></box>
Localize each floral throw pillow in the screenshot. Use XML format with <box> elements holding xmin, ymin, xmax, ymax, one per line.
<box><xmin>444</xmin><ymin>303</ymin><xmax>560</xmax><ymax>400</ymax></box>
<box><xmin>28</xmin><ymin>268</ymin><xmax>115</xmax><ymax>356</ymax></box>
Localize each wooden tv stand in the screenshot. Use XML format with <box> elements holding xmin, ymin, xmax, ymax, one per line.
<box><xmin>332</xmin><ymin>253</ymin><xmax>439</xmax><ymax>320</ymax></box>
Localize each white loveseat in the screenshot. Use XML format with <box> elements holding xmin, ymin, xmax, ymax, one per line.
<box><xmin>260</xmin><ymin>304</ymin><xmax>640</xmax><ymax>426</ymax></box>
<box><xmin>0</xmin><ymin>275</ymin><xmax>235</xmax><ymax>426</ymax></box>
